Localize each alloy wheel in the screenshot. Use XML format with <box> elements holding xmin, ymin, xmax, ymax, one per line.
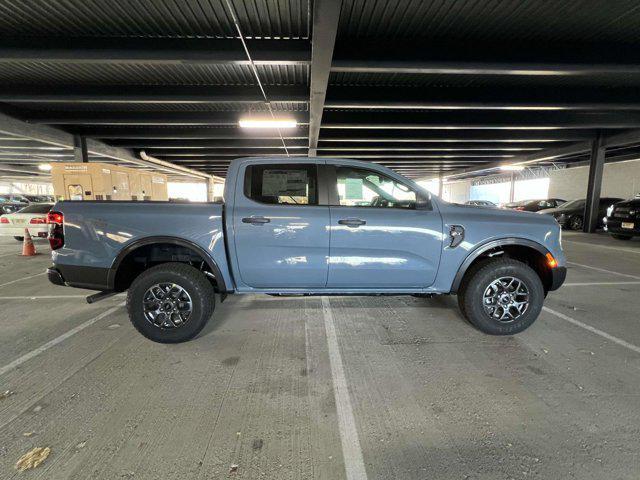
<box><xmin>142</xmin><ymin>283</ymin><xmax>193</xmax><ymax>329</ymax></box>
<box><xmin>482</xmin><ymin>276</ymin><xmax>530</xmax><ymax>323</ymax></box>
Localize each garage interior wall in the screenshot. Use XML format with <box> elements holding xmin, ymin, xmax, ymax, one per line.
<box><xmin>0</xmin><ymin>181</ymin><xmax>54</xmax><ymax>195</ymax></box>
<box><xmin>548</xmin><ymin>158</ymin><xmax>640</xmax><ymax>200</ymax></box>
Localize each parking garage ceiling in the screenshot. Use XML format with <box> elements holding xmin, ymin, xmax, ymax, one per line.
<box><xmin>3</xmin><ymin>0</ymin><xmax>640</xmax><ymax>178</ymax></box>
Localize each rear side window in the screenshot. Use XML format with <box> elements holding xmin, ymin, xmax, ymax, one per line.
<box><xmin>17</xmin><ymin>203</ymin><xmax>53</xmax><ymax>214</ymax></box>
<box><xmin>244</xmin><ymin>164</ymin><xmax>318</xmax><ymax>205</ymax></box>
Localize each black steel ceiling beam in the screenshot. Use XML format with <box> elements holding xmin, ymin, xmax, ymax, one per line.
<box><xmin>34</xmin><ymin>110</ymin><xmax>638</xmax><ymax>129</ymax></box>
<box><xmin>73</xmin><ymin>127</ymin><xmax>581</xmax><ymax>141</ymax></box>
<box><xmin>108</xmin><ymin>139</ymin><xmax>310</xmax><ymax>148</ymax></box>
<box><xmin>0</xmin><ymin>37</ymin><xmax>310</xmax><ymax>65</ymax></box>
<box><xmin>77</xmin><ymin>127</ymin><xmax>308</xmax><ymax>140</ymax></box>
<box><xmin>332</xmin><ymin>40</ymin><xmax>640</xmax><ymax>75</ymax></box>
<box><xmin>107</xmin><ymin>140</ymin><xmax>566</xmax><ymax>152</ymax></box>
<box><xmin>148</xmin><ymin>149</ymin><xmax>515</xmax><ymax>157</ymax></box>
<box><xmin>149</xmin><ymin>149</ymin><xmax>308</xmax><ymax>157</ymax></box>
<box><xmin>29</xmin><ymin>111</ymin><xmax>310</xmax><ymax>126</ymax></box>
<box><xmin>319</xmin><ymin>111</ymin><xmax>640</xmax><ymax>130</ymax></box>
<box><xmin>324</xmin><ymin>86</ymin><xmax>640</xmax><ymax>110</ymax></box>
<box><xmin>318</xmin><ymin>130</ymin><xmax>597</xmax><ymax>142</ymax></box>
<box><xmin>2</xmin><ymin>85</ymin><xmax>308</xmax><ymax>104</ymax></box>
<box><xmin>316</xmin><ymin>142</ymin><xmax>547</xmax><ymax>151</ymax></box>
<box><xmin>308</xmin><ymin>0</ymin><xmax>343</xmax><ymax>156</ymax></box>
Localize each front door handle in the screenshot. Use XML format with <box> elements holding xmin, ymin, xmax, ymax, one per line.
<box><xmin>338</xmin><ymin>218</ymin><xmax>366</xmax><ymax>227</ymax></box>
<box><xmin>242</xmin><ymin>216</ymin><xmax>271</xmax><ymax>225</ymax></box>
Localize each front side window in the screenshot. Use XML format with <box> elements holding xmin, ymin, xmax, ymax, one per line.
<box><xmin>335</xmin><ymin>166</ymin><xmax>417</xmax><ymax>209</ymax></box>
<box><xmin>245</xmin><ymin>164</ymin><xmax>318</xmax><ymax>205</ymax></box>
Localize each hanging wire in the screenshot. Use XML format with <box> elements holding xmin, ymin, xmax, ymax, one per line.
<box><xmin>223</xmin><ymin>0</ymin><xmax>291</xmax><ymax>157</ymax></box>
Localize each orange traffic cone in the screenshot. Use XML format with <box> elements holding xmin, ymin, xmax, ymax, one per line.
<box><xmin>21</xmin><ymin>228</ymin><xmax>37</xmax><ymax>256</ymax></box>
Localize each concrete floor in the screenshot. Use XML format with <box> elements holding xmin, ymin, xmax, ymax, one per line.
<box><xmin>1</xmin><ymin>233</ymin><xmax>640</xmax><ymax>479</ymax></box>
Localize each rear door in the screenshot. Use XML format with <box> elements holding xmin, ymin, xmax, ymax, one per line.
<box><xmin>232</xmin><ymin>162</ymin><xmax>330</xmax><ymax>288</ymax></box>
<box><xmin>325</xmin><ymin>163</ymin><xmax>443</xmax><ymax>289</ymax></box>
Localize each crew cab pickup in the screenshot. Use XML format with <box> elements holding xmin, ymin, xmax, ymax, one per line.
<box><xmin>47</xmin><ymin>157</ymin><xmax>566</xmax><ymax>343</ymax></box>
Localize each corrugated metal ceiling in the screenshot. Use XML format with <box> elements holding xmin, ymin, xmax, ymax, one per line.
<box><xmin>338</xmin><ymin>0</ymin><xmax>640</xmax><ymax>44</ymax></box>
<box><xmin>0</xmin><ymin>0</ymin><xmax>310</xmax><ymax>39</ymax></box>
<box><xmin>0</xmin><ymin>62</ymin><xmax>308</xmax><ymax>86</ymax></box>
<box><xmin>2</xmin><ymin>0</ymin><xmax>640</xmax><ymax>179</ymax></box>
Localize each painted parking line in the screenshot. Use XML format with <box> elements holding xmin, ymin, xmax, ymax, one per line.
<box><xmin>564</xmin><ymin>239</ymin><xmax>640</xmax><ymax>255</ymax></box>
<box><xmin>567</xmin><ymin>261</ymin><xmax>640</xmax><ymax>280</ymax></box>
<box><xmin>0</xmin><ymin>272</ymin><xmax>46</xmax><ymax>288</ymax></box>
<box><xmin>563</xmin><ymin>281</ymin><xmax>640</xmax><ymax>287</ymax></box>
<box><xmin>321</xmin><ymin>297</ymin><xmax>368</xmax><ymax>480</ymax></box>
<box><xmin>0</xmin><ymin>303</ymin><xmax>124</xmax><ymax>377</ymax></box>
<box><xmin>0</xmin><ymin>295</ymin><xmax>92</xmax><ymax>300</ymax></box>
<box><xmin>543</xmin><ymin>306</ymin><xmax>640</xmax><ymax>355</ymax></box>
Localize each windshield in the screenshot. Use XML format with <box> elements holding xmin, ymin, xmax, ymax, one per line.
<box><xmin>560</xmin><ymin>199</ymin><xmax>585</xmax><ymax>209</ymax></box>
<box><xmin>17</xmin><ymin>203</ymin><xmax>53</xmax><ymax>214</ymax></box>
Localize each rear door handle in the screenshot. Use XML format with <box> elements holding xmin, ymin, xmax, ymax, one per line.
<box><xmin>242</xmin><ymin>216</ymin><xmax>271</xmax><ymax>225</ymax></box>
<box><xmin>338</xmin><ymin>218</ymin><xmax>366</xmax><ymax>227</ymax></box>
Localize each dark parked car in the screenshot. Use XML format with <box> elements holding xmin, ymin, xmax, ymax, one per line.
<box><xmin>506</xmin><ymin>198</ymin><xmax>566</xmax><ymax>212</ymax></box>
<box><xmin>604</xmin><ymin>196</ymin><xmax>640</xmax><ymax>240</ymax></box>
<box><xmin>0</xmin><ymin>193</ymin><xmax>52</xmax><ymax>203</ymax></box>
<box><xmin>1</xmin><ymin>202</ymin><xmax>26</xmax><ymax>215</ymax></box>
<box><xmin>465</xmin><ymin>200</ymin><xmax>496</xmax><ymax>207</ymax></box>
<box><xmin>539</xmin><ymin>197</ymin><xmax>623</xmax><ymax>230</ymax></box>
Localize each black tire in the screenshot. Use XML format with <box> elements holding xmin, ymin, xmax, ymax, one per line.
<box><xmin>459</xmin><ymin>258</ymin><xmax>544</xmax><ymax>335</ymax></box>
<box><xmin>568</xmin><ymin>215</ymin><xmax>583</xmax><ymax>231</ymax></box>
<box><xmin>13</xmin><ymin>236</ymin><xmax>23</xmax><ymax>242</ymax></box>
<box><xmin>126</xmin><ymin>262</ymin><xmax>215</xmax><ymax>343</ymax></box>
<box><xmin>611</xmin><ymin>233</ymin><xmax>633</xmax><ymax>240</ymax></box>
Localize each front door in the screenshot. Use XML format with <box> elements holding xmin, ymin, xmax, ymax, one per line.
<box><xmin>232</xmin><ymin>162</ymin><xmax>330</xmax><ymax>288</ymax></box>
<box><xmin>326</xmin><ymin>164</ymin><xmax>443</xmax><ymax>288</ymax></box>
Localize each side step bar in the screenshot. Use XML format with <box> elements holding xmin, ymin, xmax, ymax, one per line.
<box><xmin>86</xmin><ymin>290</ymin><xmax>118</xmax><ymax>304</ymax></box>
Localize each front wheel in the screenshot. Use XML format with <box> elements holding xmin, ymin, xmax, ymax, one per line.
<box><xmin>568</xmin><ymin>215</ymin><xmax>584</xmax><ymax>231</ymax></box>
<box><xmin>127</xmin><ymin>263</ymin><xmax>215</xmax><ymax>343</ymax></box>
<box><xmin>458</xmin><ymin>258</ymin><xmax>544</xmax><ymax>335</ymax></box>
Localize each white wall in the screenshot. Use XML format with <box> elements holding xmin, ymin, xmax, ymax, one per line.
<box><xmin>167</xmin><ymin>182</ymin><xmax>207</xmax><ymax>202</ymax></box>
<box><xmin>442</xmin><ymin>180</ymin><xmax>472</xmax><ymax>203</ymax></box>
<box><xmin>548</xmin><ymin>159</ymin><xmax>640</xmax><ymax>200</ymax></box>
<box><xmin>0</xmin><ymin>181</ymin><xmax>53</xmax><ymax>195</ymax></box>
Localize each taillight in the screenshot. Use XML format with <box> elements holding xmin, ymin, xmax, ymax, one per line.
<box><xmin>515</xmin><ymin>207</ymin><xmax>525</xmax><ymax>211</ymax></box>
<box><xmin>0</xmin><ymin>216</ymin><xmax>8</xmax><ymax>224</ymax></box>
<box><xmin>47</xmin><ymin>212</ymin><xmax>63</xmax><ymax>224</ymax></box>
<box><xmin>30</xmin><ymin>217</ymin><xmax>47</xmax><ymax>224</ymax></box>
<box><xmin>47</xmin><ymin>211</ymin><xmax>64</xmax><ymax>250</ymax></box>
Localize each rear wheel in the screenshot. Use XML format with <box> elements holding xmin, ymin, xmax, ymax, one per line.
<box><xmin>611</xmin><ymin>233</ymin><xmax>633</xmax><ymax>240</ymax></box>
<box><xmin>13</xmin><ymin>236</ymin><xmax>23</xmax><ymax>242</ymax></box>
<box><xmin>569</xmin><ymin>215</ymin><xmax>584</xmax><ymax>231</ymax></box>
<box><xmin>127</xmin><ymin>262</ymin><xmax>215</xmax><ymax>343</ymax></box>
<box><xmin>459</xmin><ymin>258</ymin><xmax>544</xmax><ymax>335</ymax></box>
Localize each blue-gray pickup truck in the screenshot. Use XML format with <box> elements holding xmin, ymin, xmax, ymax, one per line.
<box><xmin>47</xmin><ymin>157</ymin><xmax>566</xmax><ymax>343</ymax></box>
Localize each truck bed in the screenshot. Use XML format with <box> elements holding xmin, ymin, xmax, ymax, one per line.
<box><xmin>50</xmin><ymin>201</ymin><xmax>231</xmax><ymax>290</ymax></box>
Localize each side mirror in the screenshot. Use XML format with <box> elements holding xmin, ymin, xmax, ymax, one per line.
<box><xmin>415</xmin><ymin>192</ymin><xmax>432</xmax><ymax>210</ymax></box>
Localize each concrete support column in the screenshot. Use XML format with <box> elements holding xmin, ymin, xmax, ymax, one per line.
<box><xmin>207</xmin><ymin>178</ymin><xmax>216</xmax><ymax>202</ymax></box>
<box><xmin>73</xmin><ymin>134</ymin><xmax>88</xmax><ymax>163</ymax></box>
<box><xmin>583</xmin><ymin>133</ymin><xmax>605</xmax><ymax>233</ymax></box>
<box><xmin>509</xmin><ymin>172</ymin><xmax>515</xmax><ymax>202</ymax></box>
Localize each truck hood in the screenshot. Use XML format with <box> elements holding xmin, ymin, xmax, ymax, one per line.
<box><xmin>446</xmin><ymin>202</ymin><xmax>558</xmax><ymax>225</ymax></box>
<box><xmin>613</xmin><ymin>198</ymin><xmax>640</xmax><ymax>208</ymax></box>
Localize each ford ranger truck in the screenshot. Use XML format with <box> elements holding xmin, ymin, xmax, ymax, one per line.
<box><xmin>46</xmin><ymin>157</ymin><xmax>566</xmax><ymax>343</ymax></box>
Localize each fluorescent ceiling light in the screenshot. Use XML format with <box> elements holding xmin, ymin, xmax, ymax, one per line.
<box><xmin>238</xmin><ymin>118</ymin><xmax>297</xmax><ymax>129</ymax></box>
<box><xmin>500</xmin><ymin>165</ymin><xmax>525</xmax><ymax>171</ymax></box>
<box><xmin>38</xmin><ymin>163</ymin><xmax>52</xmax><ymax>171</ymax></box>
